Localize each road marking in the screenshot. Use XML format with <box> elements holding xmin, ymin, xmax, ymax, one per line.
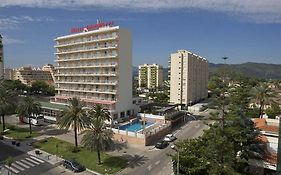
<box><xmin>16</xmin><ymin>160</ymin><xmax>30</xmax><ymax>169</ymax></box>
<box><xmin>147</xmin><ymin>165</ymin><xmax>152</xmax><ymax>171</ymax></box>
<box><xmin>26</xmin><ymin>157</ymin><xmax>40</xmax><ymax>165</ymax></box>
<box><xmin>4</xmin><ymin>165</ymin><xmax>20</xmax><ymax>174</ymax></box>
<box><xmin>155</xmin><ymin>160</ymin><xmax>160</xmax><ymax>165</ymax></box>
<box><xmin>12</xmin><ymin>162</ymin><xmax>25</xmax><ymax>171</ymax></box>
<box><xmin>21</xmin><ymin>159</ymin><xmax>35</xmax><ymax>167</ymax></box>
<box><xmin>30</xmin><ymin>156</ymin><xmax>44</xmax><ymax>163</ymax></box>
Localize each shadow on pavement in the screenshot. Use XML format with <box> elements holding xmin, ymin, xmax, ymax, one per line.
<box><xmin>121</xmin><ymin>154</ymin><xmax>148</xmax><ymax>168</ymax></box>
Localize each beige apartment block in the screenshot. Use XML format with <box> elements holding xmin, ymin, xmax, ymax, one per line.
<box><xmin>13</xmin><ymin>67</ymin><xmax>54</xmax><ymax>86</ymax></box>
<box><xmin>169</xmin><ymin>50</ymin><xmax>208</xmax><ymax>106</ymax></box>
<box><xmin>138</xmin><ymin>64</ymin><xmax>163</xmax><ymax>89</ymax></box>
<box><xmin>53</xmin><ymin>23</ymin><xmax>133</xmax><ymax>121</ymax></box>
<box><xmin>0</xmin><ymin>35</ymin><xmax>4</xmax><ymax>80</ymax></box>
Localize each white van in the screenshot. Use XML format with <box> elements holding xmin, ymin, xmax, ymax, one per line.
<box><xmin>23</xmin><ymin>114</ymin><xmax>44</xmax><ymax>126</ymax></box>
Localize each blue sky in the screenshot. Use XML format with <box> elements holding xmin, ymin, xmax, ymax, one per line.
<box><xmin>0</xmin><ymin>0</ymin><xmax>280</xmax><ymax>68</ymax></box>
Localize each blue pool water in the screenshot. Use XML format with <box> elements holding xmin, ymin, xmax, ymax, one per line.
<box><xmin>119</xmin><ymin>121</ymin><xmax>154</xmax><ymax>132</ymax></box>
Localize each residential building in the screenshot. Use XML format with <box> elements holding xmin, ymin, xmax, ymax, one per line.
<box><xmin>249</xmin><ymin>118</ymin><xmax>278</xmax><ymax>174</ymax></box>
<box><xmin>42</xmin><ymin>64</ymin><xmax>55</xmax><ymax>81</ymax></box>
<box><xmin>13</xmin><ymin>67</ymin><xmax>54</xmax><ymax>86</ymax></box>
<box><xmin>169</xmin><ymin>50</ymin><xmax>208</xmax><ymax>106</ymax></box>
<box><xmin>0</xmin><ymin>35</ymin><xmax>3</xmax><ymax>80</ymax></box>
<box><xmin>4</xmin><ymin>68</ymin><xmax>14</xmax><ymax>80</ymax></box>
<box><xmin>138</xmin><ymin>64</ymin><xmax>163</xmax><ymax>89</ymax></box>
<box><xmin>53</xmin><ymin>21</ymin><xmax>133</xmax><ymax>121</ymax></box>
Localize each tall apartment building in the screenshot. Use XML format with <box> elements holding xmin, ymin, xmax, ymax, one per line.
<box><xmin>13</xmin><ymin>67</ymin><xmax>54</xmax><ymax>86</ymax></box>
<box><xmin>169</xmin><ymin>50</ymin><xmax>208</xmax><ymax>106</ymax></box>
<box><xmin>138</xmin><ymin>64</ymin><xmax>163</xmax><ymax>89</ymax></box>
<box><xmin>53</xmin><ymin>21</ymin><xmax>133</xmax><ymax>120</ymax></box>
<box><xmin>4</xmin><ymin>68</ymin><xmax>14</xmax><ymax>80</ymax></box>
<box><xmin>0</xmin><ymin>35</ymin><xmax>4</xmax><ymax>80</ymax></box>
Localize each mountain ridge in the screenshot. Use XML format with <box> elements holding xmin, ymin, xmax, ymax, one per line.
<box><xmin>133</xmin><ymin>62</ymin><xmax>281</xmax><ymax>79</ymax></box>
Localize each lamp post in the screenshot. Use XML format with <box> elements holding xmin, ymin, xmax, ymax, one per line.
<box><xmin>171</xmin><ymin>145</ymin><xmax>180</xmax><ymax>175</ymax></box>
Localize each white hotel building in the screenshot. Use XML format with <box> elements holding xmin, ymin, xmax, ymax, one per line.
<box><xmin>53</xmin><ymin>22</ymin><xmax>133</xmax><ymax>121</ymax></box>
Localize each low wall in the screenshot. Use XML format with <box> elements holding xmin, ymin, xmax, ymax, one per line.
<box><xmin>145</xmin><ymin>125</ymin><xmax>171</xmax><ymax>146</ymax></box>
<box><xmin>112</xmin><ymin>128</ymin><xmax>145</xmax><ymax>145</ymax></box>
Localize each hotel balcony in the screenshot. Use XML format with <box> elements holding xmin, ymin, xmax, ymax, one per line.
<box><xmin>55</xmin><ymin>45</ymin><xmax>118</xmax><ymax>55</ymax></box>
<box><xmin>55</xmin><ymin>35</ymin><xmax>118</xmax><ymax>48</ymax></box>
<box><xmin>54</xmin><ymin>72</ymin><xmax>117</xmax><ymax>77</ymax></box>
<box><xmin>57</xmin><ymin>87</ymin><xmax>117</xmax><ymax>94</ymax></box>
<box><xmin>55</xmin><ymin>54</ymin><xmax>118</xmax><ymax>62</ymax></box>
<box><xmin>56</xmin><ymin>80</ymin><xmax>118</xmax><ymax>85</ymax></box>
<box><xmin>56</xmin><ymin>62</ymin><xmax>117</xmax><ymax>69</ymax></box>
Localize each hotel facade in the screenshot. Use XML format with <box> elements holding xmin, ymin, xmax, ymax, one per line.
<box><xmin>0</xmin><ymin>35</ymin><xmax>4</xmax><ymax>80</ymax></box>
<box><xmin>53</xmin><ymin>22</ymin><xmax>133</xmax><ymax>121</ymax></box>
<box><xmin>169</xmin><ymin>50</ymin><xmax>208</xmax><ymax>106</ymax></box>
<box><xmin>138</xmin><ymin>64</ymin><xmax>163</xmax><ymax>89</ymax></box>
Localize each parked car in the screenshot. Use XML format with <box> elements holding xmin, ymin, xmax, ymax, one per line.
<box><xmin>163</xmin><ymin>134</ymin><xmax>177</xmax><ymax>142</ymax></box>
<box><xmin>155</xmin><ymin>140</ymin><xmax>169</xmax><ymax>149</ymax></box>
<box><xmin>63</xmin><ymin>159</ymin><xmax>85</xmax><ymax>173</ymax></box>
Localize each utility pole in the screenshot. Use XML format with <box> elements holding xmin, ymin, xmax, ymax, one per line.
<box><xmin>221</xmin><ymin>57</ymin><xmax>228</xmax><ymax>131</ymax></box>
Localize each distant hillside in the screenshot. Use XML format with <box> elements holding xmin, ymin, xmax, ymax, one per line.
<box><xmin>209</xmin><ymin>62</ymin><xmax>281</xmax><ymax>79</ymax></box>
<box><xmin>133</xmin><ymin>62</ymin><xmax>281</xmax><ymax>80</ymax></box>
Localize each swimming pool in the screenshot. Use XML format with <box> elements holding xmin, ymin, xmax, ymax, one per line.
<box><xmin>119</xmin><ymin>121</ymin><xmax>154</xmax><ymax>132</ymax></box>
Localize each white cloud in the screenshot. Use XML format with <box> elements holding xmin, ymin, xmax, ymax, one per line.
<box><xmin>2</xmin><ymin>35</ymin><xmax>24</xmax><ymax>44</ymax></box>
<box><xmin>0</xmin><ymin>0</ymin><xmax>281</xmax><ymax>23</ymax></box>
<box><xmin>0</xmin><ymin>15</ymin><xmax>57</xmax><ymax>29</ymax></box>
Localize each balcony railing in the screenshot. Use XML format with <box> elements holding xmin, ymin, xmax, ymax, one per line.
<box><xmin>55</xmin><ymin>72</ymin><xmax>117</xmax><ymax>77</ymax></box>
<box><xmin>56</xmin><ymin>54</ymin><xmax>118</xmax><ymax>62</ymax></box>
<box><xmin>57</xmin><ymin>80</ymin><xmax>118</xmax><ymax>85</ymax></box>
<box><xmin>55</xmin><ymin>45</ymin><xmax>118</xmax><ymax>55</ymax></box>
<box><xmin>57</xmin><ymin>87</ymin><xmax>117</xmax><ymax>94</ymax></box>
<box><xmin>56</xmin><ymin>63</ymin><xmax>117</xmax><ymax>69</ymax></box>
<box><xmin>56</xmin><ymin>35</ymin><xmax>118</xmax><ymax>48</ymax></box>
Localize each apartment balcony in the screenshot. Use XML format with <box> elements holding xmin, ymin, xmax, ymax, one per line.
<box><xmin>56</xmin><ymin>88</ymin><xmax>117</xmax><ymax>94</ymax></box>
<box><xmin>55</xmin><ymin>54</ymin><xmax>118</xmax><ymax>62</ymax></box>
<box><xmin>55</xmin><ymin>35</ymin><xmax>118</xmax><ymax>48</ymax></box>
<box><xmin>54</xmin><ymin>72</ymin><xmax>117</xmax><ymax>77</ymax></box>
<box><xmin>56</xmin><ymin>63</ymin><xmax>117</xmax><ymax>69</ymax></box>
<box><xmin>57</xmin><ymin>80</ymin><xmax>118</xmax><ymax>85</ymax></box>
<box><xmin>55</xmin><ymin>45</ymin><xmax>118</xmax><ymax>55</ymax></box>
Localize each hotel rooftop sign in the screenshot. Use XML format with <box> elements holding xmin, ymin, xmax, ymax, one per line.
<box><xmin>70</xmin><ymin>21</ymin><xmax>114</xmax><ymax>34</ymax></box>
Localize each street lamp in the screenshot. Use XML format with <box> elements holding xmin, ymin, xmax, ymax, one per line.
<box><xmin>171</xmin><ymin>145</ymin><xmax>180</xmax><ymax>175</ymax></box>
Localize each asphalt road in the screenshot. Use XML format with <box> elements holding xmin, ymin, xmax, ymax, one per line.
<box><xmin>122</xmin><ymin>120</ymin><xmax>208</xmax><ymax>175</ymax></box>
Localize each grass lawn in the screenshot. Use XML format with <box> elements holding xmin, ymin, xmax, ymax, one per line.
<box><xmin>33</xmin><ymin>137</ymin><xmax>127</xmax><ymax>174</ymax></box>
<box><xmin>0</xmin><ymin>124</ymin><xmax>41</xmax><ymax>141</ymax></box>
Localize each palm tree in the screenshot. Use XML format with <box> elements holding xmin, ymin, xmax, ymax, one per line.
<box><xmin>81</xmin><ymin>104</ymin><xmax>113</xmax><ymax>164</ymax></box>
<box><xmin>0</xmin><ymin>86</ymin><xmax>15</xmax><ymax>131</ymax></box>
<box><xmin>16</xmin><ymin>96</ymin><xmax>41</xmax><ymax>134</ymax></box>
<box><xmin>252</xmin><ymin>83</ymin><xmax>273</xmax><ymax>118</ymax></box>
<box><xmin>57</xmin><ymin>97</ymin><xmax>87</xmax><ymax>148</ymax></box>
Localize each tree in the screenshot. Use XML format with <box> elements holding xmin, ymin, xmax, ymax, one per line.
<box><xmin>16</xmin><ymin>96</ymin><xmax>41</xmax><ymax>134</ymax></box>
<box><xmin>57</xmin><ymin>97</ymin><xmax>87</xmax><ymax>148</ymax></box>
<box><xmin>252</xmin><ymin>83</ymin><xmax>273</xmax><ymax>118</ymax></box>
<box><xmin>265</xmin><ymin>102</ymin><xmax>281</xmax><ymax>119</ymax></box>
<box><xmin>0</xmin><ymin>86</ymin><xmax>15</xmax><ymax>131</ymax></box>
<box><xmin>81</xmin><ymin>104</ymin><xmax>113</xmax><ymax>164</ymax></box>
<box><xmin>5</xmin><ymin>156</ymin><xmax>14</xmax><ymax>175</ymax></box>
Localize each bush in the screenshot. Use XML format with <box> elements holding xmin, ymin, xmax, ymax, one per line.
<box><xmin>8</xmin><ymin>125</ymin><xmax>16</xmax><ymax>131</ymax></box>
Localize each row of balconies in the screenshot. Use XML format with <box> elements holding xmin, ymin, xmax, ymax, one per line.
<box><xmin>56</xmin><ymin>44</ymin><xmax>117</xmax><ymax>54</ymax></box>
<box><xmin>56</xmin><ymin>62</ymin><xmax>117</xmax><ymax>69</ymax></box>
<box><xmin>55</xmin><ymin>71</ymin><xmax>117</xmax><ymax>76</ymax></box>
<box><xmin>56</xmin><ymin>80</ymin><xmax>118</xmax><ymax>85</ymax></box>
<box><xmin>57</xmin><ymin>87</ymin><xmax>117</xmax><ymax>94</ymax></box>
<box><xmin>58</xmin><ymin>93</ymin><xmax>116</xmax><ymax>102</ymax></box>
<box><xmin>56</xmin><ymin>53</ymin><xmax>118</xmax><ymax>62</ymax></box>
<box><xmin>56</xmin><ymin>34</ymin><xmax>118</xmax><ymax>48</ymax></box>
